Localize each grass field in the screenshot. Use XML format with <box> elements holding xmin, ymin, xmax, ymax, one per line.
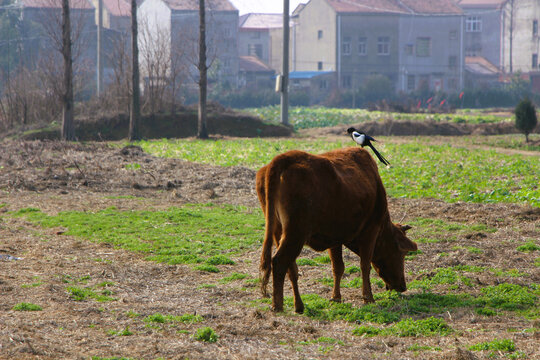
<box><xmin>1</xmin><ymin>125</ymin><xmax>539</xmax><ymax>359</ymax></box>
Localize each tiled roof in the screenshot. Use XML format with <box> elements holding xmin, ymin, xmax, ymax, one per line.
<box><xmin>457</xmin><ymin>0</ymin><xmax>507</xmax><ymax>9</ymax></box>
<box><xmin>239</xmin><ymin>13</ymin><xmax>283</xmax><ymax>29</ymax></box>
<box><xmin>465</xmin><ymin>56</ymin><xmax>500</xmax><ymax>75</ymax></box>
<box><xmin>21</xmin><ymin>0</ymin><xmax>94</xmax><ymax>10</ymax></box>
<box><xmin>162</xmin><ymin>0</ymin><xmax>236</xmax><ymax>11</ymax></box>
<box><xmin>325</xmin><ymin>0</ymin><xmax>462</xmax><ymax>15</ymax></box>
<box><xmin>239</xmin><ymin>56</ymin><xmax>274</xmax><ymax>72</ymax></box>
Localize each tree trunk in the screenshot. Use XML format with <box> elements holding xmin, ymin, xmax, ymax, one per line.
<box><xmin>129</xmin><ymin>0</ymin><xmax>141</xmax><ymax>141</ymax></box>
<box><xmin>61</xmin><ymin>0</ymin><xmax>75</xmax><ymax>141</ymax></box>
<box><xmin>197</xmin><ymin>0</ymin><xmax>208</xmax><ymax>139</ymax></box>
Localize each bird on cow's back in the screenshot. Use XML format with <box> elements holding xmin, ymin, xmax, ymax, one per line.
<box><xmin>347</xmin><ymin>127</ymin><xmax>390</xmax><ymax>166</ymax></box>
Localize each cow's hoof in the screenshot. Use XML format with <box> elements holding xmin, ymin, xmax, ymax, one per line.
<box><xmin>271</xmin><ymin>305</ymin><xmax>284</xmax><ymax>312</ymax></box>
<box><xmin>363</xmin><ymin>297</ymin><xmax>375</xmax><ymax>304</ymax></box>
<box><xmin>330</xmin><ymin>297</ymin><xmax>342</xmax><ymax>303</ymax></box>
<box><xmin>295</xmin><ymin>305</ymin><xmax>304</xmax><ymax>314</ymax></box>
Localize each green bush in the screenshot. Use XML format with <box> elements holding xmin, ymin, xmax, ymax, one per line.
<box><xmin>515</xmin><ymin>98</ymin><xmax>538</xmax><ymax>142</ymax></box>
<box><xmin>194</xmin><ymin>327</ymin><xmax>218</xmax><ymax>343</ymax></box>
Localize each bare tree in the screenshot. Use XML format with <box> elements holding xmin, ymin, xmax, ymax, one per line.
<box><xmin>198</xmin><ymin>0</ymin><xmax>208</xmax><ymax>139</ymax></box>
<box><xmin>61</xmin><ymin>0</ymin><xmax>74</xmax><ymax>140</ymax></box>
<box><xmin>129</xmin><ymin>0</ymin><xmax>140</xmax><ymax>141</ymax></box>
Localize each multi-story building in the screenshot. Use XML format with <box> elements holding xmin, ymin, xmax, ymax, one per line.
<box><xmin>293</xmin><ymin>0</ymin><xmax>464</xmax><ymax>93</ymax></box>
<box><xmin>138</xmin><ymin>0</ymin><xmax>239</xmax><ymax>87</ymax></box>
<box><xmin>238</xmin><ymin>13</ymin><xmax>284</xmax><ymax>71</ymax></box>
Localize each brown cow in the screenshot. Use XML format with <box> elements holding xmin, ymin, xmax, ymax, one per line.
<box><xmin>255</xmin><ymin>147</ymin><xmax>417</xmax><ymax>313</ymax></box>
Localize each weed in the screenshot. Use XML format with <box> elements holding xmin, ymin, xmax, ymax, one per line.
<box><xmin>296</xmin><ymin>258</ymin><xmax>319</xmax><ymax>266</ymax></box>
<box><xmin>67</xmin><ymin>286</ymin><xmax>115</xmax><ymax>302</ymax></box>
<box><xmin>195</xmin><ymin>264</ymin><xmax>220</xmax><ymax>273</ymax></box>
<box><xmin>468</xmin><ymin>339</ymin><xmax>515</xmax><ymax>352</ymax></box>
<box><xmin>144</xmin><ymin>312</ymin><xmax>203</xmax><ymax>325</ymax></box>
<box><xmin>107</xmin><ymin>327</ymin><xmax>133</xmax><ymax>336</ymax></box>
<box><xmin>517</xmin><ymin>240</ymin><xmax>540</xmax><ymax>253</ymax></box>
<box><xmin>125</xmin><ymin>310</ymin><xmax>140</xmax><ymax>318</ymax></box>
<box><xmin>352</xmin><ymin>317</ymin><xmax>452</xmax><ymax>337</ymax></box>
<box><xmin>194</xmin><ymin>327</ymin><xmax>218</xmax><ymax>343</ymax></box>
<box><xmin>220</xmin><ymin>272</ymin><xmax>248</xmax><ymax>283</ymax></box>
<box><xmin>12</xmin><ymin>302</ymin><xmax>42</xmax><ymax>311</ymax></box>
<box><xmin>313</xmin><ymin>255</ymin><xmax>331</xmax><ymax>264</ymax></box>
<box><xmin>206</xmin><ymin>255</ymin><xmax>235</xmax><ymax>265</ymax></box>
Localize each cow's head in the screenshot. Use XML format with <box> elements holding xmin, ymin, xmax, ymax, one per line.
<box><xmin>371</xmin><ymin>224</ymin><xmax>417</xmax><ymax>293</ymax></box>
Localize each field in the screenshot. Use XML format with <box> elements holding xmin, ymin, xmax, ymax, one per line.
<box><xmin>0</xmin><ymin>129</ymin><xmax>539</xmax><ymax>359</ymax></box>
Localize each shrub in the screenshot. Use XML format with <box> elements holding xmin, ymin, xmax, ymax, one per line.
<box><xmin>194</xmin><ymin>327</ymin><xmax>218</xmax><ymax>343</ymax></box>
<box><xmin>515</xmin><ymin>98</ymin><xmax>538</xmax><ymax>142</ymax></box>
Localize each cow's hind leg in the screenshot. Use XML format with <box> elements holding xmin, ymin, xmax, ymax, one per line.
<box><xmin>271</xmin><ymin>232</ymin><xmax>305</xmax><ymax>313</ymax></box>
<box><xmin>288</xmin><ymin>262</ymin><xmax>304</xmax><ymax>313</ymax></box>
<box><xmin>328</xmin><ymin>246</ymin><xmax>344</xmax><ymax>302</ymax></box>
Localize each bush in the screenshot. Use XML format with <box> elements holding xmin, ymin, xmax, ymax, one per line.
<box><xmin>515</xmin><ymin>98</ymin><xmax>538</xmax><ymax>142</ymax></box>
<box><xmin>194</xmin><ymin>327</ymin><xmax>218</xmax><ymax>343</ymax></box>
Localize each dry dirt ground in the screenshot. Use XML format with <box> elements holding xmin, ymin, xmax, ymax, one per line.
<box><xmin>0</xmin><ymin>140</ymin><xmax>539</xmax><ymax>360</ymax></box>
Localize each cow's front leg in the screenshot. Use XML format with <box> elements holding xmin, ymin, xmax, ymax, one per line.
<box><xmin>328</xmin><ymin>246</ymin><xmax>344</xmax><ymax>302</ymax></box>
<box><xmin>360</xmin><ymin>256</ymin><xmax>375</xmax><ymax>303</ymax></box>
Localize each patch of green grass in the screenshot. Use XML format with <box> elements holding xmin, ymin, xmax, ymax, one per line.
<box><xmin>468</xmin><ymin>339</ymin><xmax>516</xmax><ymax>352</ymax></box>
<box><xmin>478</xmin><ymin>284</ymin><xmax>538</xmax><ymax>317</ymax></box>
<box><xmin>407</xmin><ymin>217</ymin><xmax>496</xmax><ymax>244</ymax></box>
<box><xmin>296</xmin><ymin>258</ymin><xmax>319</xmax><ymax>266</ymax></box>
<box><xmin>67</xmin><ymin>286</ymin><xmax>115</xmax><ymax>302</ymax></box>
<box><xmin>12</xmin><ymin>302</ymin><xmax>42</xmax><ymax>311</ymax></box>
<box><xmin>205</xmin><ymin>255</ymin><xmax>235</xmax><ymax>265</ymax></box>
<box><xmin>220</xmin><ymin>272</ymin><xmax>248</xmax><ymax>283</ymax></box>
<box><xmin>313</xmin><ymin>255</ymin><xmax>331</xmax><ymax>264</ymax></box>
<box><xmin>137</xmin><ymin>138</ymin><xmax>540</xmax><ymax>206</ymax></box>
<box><xmin>517</xmin><ymin>240</ymin><xmax>540</xmax><ymax>253</ymax></box>
<box><xmin>195</xmin><ymin>264</ymin><xmax>220</xmax><ymax>273</ymax></box>
<box><xmin>124</xmin><ymin>163</ymin><xmax>141</xmax><ymax>170</ymax></box>
<box><xmin>194</xmin><ymin>327</ymin><xmax>218</xmax><ymax>343</ymax></box>
<box><xmin>107</xmin><ymin>327</ymin><xmax>133</xmax><ymax>336</ymax></box>
<box><xmin>535</xmin><ymin>258</ymin><xmax>540</xmax><ymax>267</ymax></box>
<box><xmin>352</xmin><ymin>317</ymin><xmax>453</xmax><ymax>337</ymax></box>
<box><xmin>144</xmin><ymin>312</ymin><xmax>204</xmax><ymax>325</ymax></box>
<box><xmin>409</xmin><ymin>268</ymin><xmax>474</xmax><ymax>290</ymax></box>
<box><xmin>14</xmin><ymin>204</ymin><xmax>263</xmax><ymax>266</ymax></box>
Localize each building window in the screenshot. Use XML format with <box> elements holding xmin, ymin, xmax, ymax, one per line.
<box><xmin>416</xmin><ymin>37</ymin><xmax>431</xmax><ymax>57</ymax></box>
<box><xmin>449</xmin><ymin>30</ymin><xmax>457</xmax><ymax>40</ymax></box>
<box><xmin>318</xmin><ymin>61</ymin><xmax>323</xmax><ymax>70</ymax></box>
<box><xmin>404</xmin><ymin>44</ymin><xmax>413</xmax><ymax>56</ymax></box>
<box><xmin>342</xmin><ymin>36</ymin><xmax>351</xmax><ymax>55</ymax></box>
<box><xmin>320</xmin><ymin>79</ymin><xmax>328</xmax><ymax>89</ymax></box>
<box><xmin>534</xmin><ymin>20</ymin><xmax>538</xmax><ymax>37</ymax></box>
<box><xmin>342</xmin><ymin>75</ymin><xmax>352</xmax><ymax>88</ymax></box>
<box><xmin>449</xmin><ymin>55</ymin><xmax>458</xmax><ymax>70</ymax></box>
<box><xmin>248</xmin><ymin>44</ymin><xmax>263</xmax><ymax>59</ymax></box>
<box><xmin>533</xmin><ymin>54</ymin><xmax>538</xmax><ymax>68</ymax></box>
<box><xmin>358</xmin><ymin>37</ymin><xmax>367</xmax><ymax>55</ymax></box>
<box><xmin>466</xmin><ymin>16</ymin><xmax>482</xmax><ymax>32</ymax></box>
<box><xmin>318</xmin><ymin>30</ymin><xmax>323</xmax><ymax>39</ymax></box>
<box><xmin>377</xmin><ymin>36</ymin><xmax>390</xmax><ymax>56</ymax></box>
<box><xmin>407</xmin><ymin>75</ymin><xmax>415</xmax><ymax>91</ymax></box>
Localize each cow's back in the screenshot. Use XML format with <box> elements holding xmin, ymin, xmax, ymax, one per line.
<box><xmin>258</xmin><ymin>147</ymin><xmax>388</xmax><ymax>250</ymax></box>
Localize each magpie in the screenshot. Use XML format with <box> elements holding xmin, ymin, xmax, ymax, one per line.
<box><xmin>347</xmin><ymin>127</ymin><xmax>390</xmax><ymax>166</ymax></box>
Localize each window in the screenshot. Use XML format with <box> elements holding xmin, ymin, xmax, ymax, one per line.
<box><xmin>320</xmin><ymin>79</ymin><xmax>328</xmax><ymax>89</ymax></box>
<box><xmin>342</xmin><ymin>75</ymin><xmax>352</xmax><ymax>88</ymax></box>
<box><xmin>318</xmin><ymin>61</ymin><xmax>323</xmax><ymax>70</ymax></box>
<box><xmin>416</xmin><ymin>37</ymin><xmax>431</xmax><ymax>57</ymax></box>
<box><xmin>248</xmin><ymin>44</ymin><xmax>263</xmax><ymax>59</ymax></box>
<box><xmin>342</xmin><ymin>36</ymin><xmax>351</xmax><ymax>55</ymax></box>
<box><xmin>358</xmin><ymin>37</ymin><xmax>367</xmax><ymax>55</ymax></box>
<box><xmin>407</xmin><ymin>75</ymin><xmax>415</xmax><ymax>91</ymax></box>
<box><xmin>533</xmin><ymin>54</ymin><xmax>538</xmax><ymax>68</ymax></box>
<box><xmin>534</xmin><ymin>20</ymin><xmax>538</xmax><ymax>37</ymax></box>
<box><xmin>404</xmin><ymin>44</ymin><xmax>413</xmax><ymax>56</ymax></box>
<box><xmin>466</xmin><ymin>16</ymin><xmax>482</xmax><ymax>32</ymax></box>
<box><xmin>449</xmin><ymin>30</ymin><xmax>457</xmax><ymax>40</ymax></box>
<box><xmin>318</xmin><ymin>30</ymin><xmax>323</xmax><ymax>39</ymax></box>
<box><xmin>377</xmin><ymin>36</ymin><xmax>390</xmax><ymax>55</ymax></box>
<box><xmin>449</xmin><ymin>55</ymin><xmax>458</xmax><ymax>70</ymax></box>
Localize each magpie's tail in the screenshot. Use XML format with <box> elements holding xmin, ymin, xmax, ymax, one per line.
<box><xmin>369</xmin><ymin>144</ymin><xmax>390</xmax><ymax>166</ymax></box>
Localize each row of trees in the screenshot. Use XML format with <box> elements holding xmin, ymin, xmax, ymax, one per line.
<box><xmin>0</xmin><ymin>0</ymin><xmax>211</xmax><ymax>140</ymax></box>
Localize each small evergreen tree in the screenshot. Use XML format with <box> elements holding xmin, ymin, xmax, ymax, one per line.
<box><xmin>515</xmin><ymin>98</ymin><xmax>537</xmax><ymax>142</ymax></box>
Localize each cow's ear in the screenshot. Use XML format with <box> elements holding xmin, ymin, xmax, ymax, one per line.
<box><xmin>400</xmin><ymin>224</ymin><xmax>412</xmax><ymax>232</ymax></box>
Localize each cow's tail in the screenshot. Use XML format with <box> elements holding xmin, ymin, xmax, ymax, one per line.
<box><xmin>259</xmin><ymin>163</ymin><xmax>277</xmax><ymax>297</ymax></box>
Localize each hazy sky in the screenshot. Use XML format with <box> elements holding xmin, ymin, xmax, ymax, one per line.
<box><xmin>229</xmin><ymin>0</ymin><xmax>308</xmax><ymax>15</ymax></box>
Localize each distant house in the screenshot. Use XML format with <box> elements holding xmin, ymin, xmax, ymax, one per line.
<box><xmin>238</xmin><ymin>56</ymin><xmax>275</xmax><ymax>89</ymax></box>
<box><xmin>90</xmin><ymin>0</ymin><xmax>131</xmax><ymax>33</ymax></box>
<box><xmin>138</xmin><ymin>0</ymin><xmax>239</xmax><ymax>87</ymax></box>
<box><xmin>457</xmin><ymin>0</ymin><xmax>540</xmax><ymax>74</ymax></box>
<box><xmin>293</xmin><ymin>0</ymin><xmax>464</xmax><ymax>93</ymax></box>
<box><xmin>289</xmin><ymin>71</ymin><xmax>336</xmax><ymax>104</ymax></box>
<box><xmin>238</xmin><ymin>13</ymin><xmax>288</xmax><ymax>72</ymax></box>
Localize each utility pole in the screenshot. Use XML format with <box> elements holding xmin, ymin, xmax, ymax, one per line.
<box><xmin>61</xmin><ymin>0</ymin><xmax>75</xmax><ymax>140</ymax></box>
<box><xmin>509</xmin><ymin>0</ymin><xmax>514</xmax><ymax>73</ymax></box>
<box><xmin>281</xmin><ymin>0</ymin><xmax>289</xmax><ymax>125</ymax></box>
<box><xmin>197</xmin><ymin>0</ymin><xmax>208</xmax><ymax>139</ymax></box>
<box><xmin>97</xmin><ymin>0</ymin><xmax>103</xmax><ymax>96</ymax></box>
<box><xmin>129</xmin><ymin>0</ymin><xmax>140</xmax><ymax>141</ymax></box>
